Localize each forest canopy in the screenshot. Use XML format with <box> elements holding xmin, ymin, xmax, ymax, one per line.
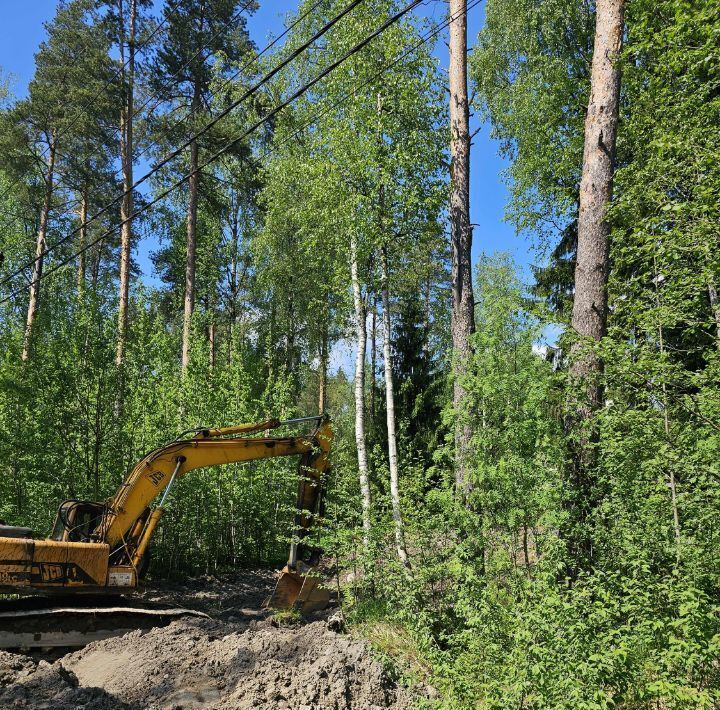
<box><xmin>0</xmin><ymin>0</ymin><xmax>718</xmax><ymax>706</ymax></box>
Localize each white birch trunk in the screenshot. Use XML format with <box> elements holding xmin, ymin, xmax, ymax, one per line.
<box><xmin>380</xmin><ymin>244</ymin><xmax>409</xmax><ymax>567</ymax></box>
<box><xmin>350</xmin><ymin>234</ymin><xmax>372</xmax><ymax>548</ymax></box>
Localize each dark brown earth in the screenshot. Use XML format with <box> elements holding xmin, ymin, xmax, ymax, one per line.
<box><xmin>0</xmin><ymin>570</ymin><xmax>411</xmax><ymax>709</ymax></box>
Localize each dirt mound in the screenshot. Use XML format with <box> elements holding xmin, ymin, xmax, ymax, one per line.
<box><xmin>0</xmin><ymin>570</ymin><xmax>409</xmax><ymax>709</ymax></box>
<box><xmin>62</xmin><ymin>617</ymin><xmax>405</xmax><ymax>709</ymax></box>
<box><xmin>0</xmin><ymin>649</ymin><xmax>34</xmax><ymax>686</ymax></box>
<box><xmin>0</xmin><ymin>655</ymin><xmax>134</xmax><ymax>709</ymax></box>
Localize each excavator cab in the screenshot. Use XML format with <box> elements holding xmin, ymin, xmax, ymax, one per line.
<box><xmin>50</xmin><ymin>500</ymin><xmax>106</xmax><ymax>543</ymax></box>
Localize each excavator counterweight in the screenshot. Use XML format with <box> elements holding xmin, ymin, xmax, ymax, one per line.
<box><xmin>0</xmin><ymin>415</ymin><xmax>333</xmax><ymax>648</ymax></box>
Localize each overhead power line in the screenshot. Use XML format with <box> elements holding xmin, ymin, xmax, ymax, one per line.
<box><xmin>251</xmin><ymin>0</ymin><xmax>482</xmax><ymax>177</ymax></box>
<box><xmin>128</xmin><ymin>0</ymin><xmax>330</xmax><ymax>175</ymax></box>
<box><xmin>0</xmin><ymin>0</ymin><xmax>257</xmax><ymax>236</ymax></box>
<box><xmin>0</xmin><ymin>0</ymin><xmax>328</xmax><ymax>234</ymax></box>
<box><xmin>0</xmin><ymin>0</ymin><xmax>368</xmax><ymax>289</ymax></box>
<box><xmin>0</xmin><ymin>0</ymin><xmax>476</xmax><ymax>308</ymax></box>
<box><xmin>0</xmin><ymin>0</ymin><xmax>182</xmax><ymax>211</ymax></box>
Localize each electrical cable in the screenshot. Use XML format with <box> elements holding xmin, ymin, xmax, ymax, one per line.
<box><xmin>0</xmin><ymin>0</ymin><xmax>476</xmax><ymax>307</ymax></box>
<box><xmin>0</xmin><ymin>0</ymin><xmax>257</xmax><ymax>241</ymax></box>
<box><xmin>0</xmin><ymin>0</ymin><xmax>182</xmax><ymax>210</ymax></box>
<box><xmin>232</xmin><ymin>0</ymin><xmax>480</xmax><ymax>186</ymax></box>
<box><xmin>0</xmin><ymin>0</ymin><xmax>329</xmax><ymax>236</ymax></box>
<box><xmin>0</xmin><ymin>0</ymin><xmax>368</xmax><ymax>289</ymax></box>
<box><xmin>129</xmin><ymin>0</ymin><xmax>330</xmax><ymax>169</ymax></box>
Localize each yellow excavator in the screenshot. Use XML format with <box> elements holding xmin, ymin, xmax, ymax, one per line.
<box><xmin>0</xmin><ymin>414</ymin><xmax>332</xmax><ymax>648</ymax></box>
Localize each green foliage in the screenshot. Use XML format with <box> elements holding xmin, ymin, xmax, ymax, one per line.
<box><xmin>0</xmin><ymin>0</ymin><xmax>718</xmax><ymax>707</ymax></box>
<box><xmin>470</xmin><ymin>0</ymin><xmax>594</xmax><ymax>322</ymax></box>
<box><xmin>470</xmin><ymin>0</ymin><xmax>592</xmax><ymax>243</ymax></box>
<box><xmin>395</xmin><ymin>0</ymin><xmax>720</xmax><ymax>706</ymax></box>
<box><xmin>464</xmin><ymin>254</ymin><xmax>562</xmax><ymax>540</ymax></box>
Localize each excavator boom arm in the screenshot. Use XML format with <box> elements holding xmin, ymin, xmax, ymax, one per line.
<box><xmin>98</xmin><ymin>417</ymin><xmax>332</xmax><ymax>550</ymax></box>
<box><xmin>0</xmin><ymin>415</ymin><xmax>333</xmax><ymax>642</ymax></box>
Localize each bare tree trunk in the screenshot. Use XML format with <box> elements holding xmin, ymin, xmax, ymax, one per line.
<box><xmin>570</xmin><ymin>0</ymin><xmax>624</xmax><ymax>391</ymax></box>
<box><xmin>653</xmin><ymin>254</ymin><xmax>681</xmax><ymax>558</ymax></box>
<box><xmin>182</xmin><ymin>136</ymin><xmax>200</xmax><ymax>372</ymax></box>
<box><xmin>116</xmin><ymin>0</ymin><xmax>137</xmax><ymax>366</ymax></box>
<box><xmin>77</xmin><ymin>189</ymin><xmax>87</xmax><ymax>294</ymax></box>
<box><xmin>370</xmin><ymin>296</ymin><xmax>377</xmax><ymax>421</ymax></box>
<box><xmin>449</xmin><ymin>0</ymin><xmax>474</xmax><ymax>494</ymax></box>
<box><xmin>319</xmin><ymin>324</ymin><xmax>328</xmax><ymax>413</ymax></box>
<box><xmin>708</xmin><ymin>280</ymin><xmax>720</xmax><ymax>350</ymax></box>
<box><xmin>228</xmin><ymin>194</ymin><xmax>240</xmax><ymax>365</ymax></box>
<box><xmin>208</xmin><ymin>320</ymin><xmax>216</xmax><ymax>369</ymax></box>
<box><xmin>90</xmin><ymin>240</ymin><xmax>102</xmax><ymax>294</ymax></box>
<box><xmin>565</xmin><ymin>0</ymin><xmax>625</xmax><ymax>564</ymax></box>
<box><xmin>22</xmin><ymin>141</ymin><xmax>56</xmax><ymax>362</ymax></box>
<box><xmin>380</xmin><ymin>243</ymin><xmax>410</xmax><ymax>567</ymax></box>
<box><xmin>350</xmin><ymin>234</ymin><xmax>372</xmax><ymax>548</ymax></box>
<box><xmin>181</xmin><ymin>0</ymin><xmax>206</xmax><ymax>373</ymax></box>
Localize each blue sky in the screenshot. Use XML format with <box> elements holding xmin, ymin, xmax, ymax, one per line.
<box><xmin>0</xmin><ymin>0</ymin><xmax>534</xmax><ymax>279</ymax></box>
<box><xmin>1</xmin><ymin>1</ymin><xmax>565</xmax><ymax>370</ymax></box>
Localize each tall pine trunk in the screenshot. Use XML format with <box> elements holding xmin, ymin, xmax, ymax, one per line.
<box><xmin>565</xmin><ymin>0</ymin><xmax>625</xmax><ymax>564</ymax></box>
<box><xmin>182</xmin><ymin>135</ymin><xmax>200</xmax><ymax>372</ymax></box>
<box><xmin>228</xmin><ymin>195</ymin><xmax>240</xmax><ymax>365</ymax></box>
<box><xmin>77</xmin><ymin>188</ymin><xmax>88</xmax><ymax>294</ymax></box>
<box><xmin>22</xmin><ymin>140</ymin><xmax>56</xmax><ymax>362</ymax></box>
<box><xmin>180</xmin><ymin>0</ymin><xmax>206</xmax><ymax>374</ymax></box>
<box><xmin>449</xmin><ymin>0</ymin><xmax>474</xmax><ymax>494</ymax></box>
<box><xmin>116</xmin><ymin>0</ymin><xmax>137</xmax><ymax>367</ymax></box>
<box><xmin>350</xmin><ymin>234</ymin><xmax>372</xmax><ymax>549</ymax></box>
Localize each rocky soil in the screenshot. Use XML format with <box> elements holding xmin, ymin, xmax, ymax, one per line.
<box><xmin>0</xmin><ymin>570</ymin><xmax>410</xmax><ymax>709</ymax></box>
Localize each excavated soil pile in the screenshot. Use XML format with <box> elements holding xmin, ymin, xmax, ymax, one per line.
<box><xmin>0</xmin><ymin>570</ymin><xmax>410</xmax><ymax>709</ymax></box>
<box><xmin>0</xmin><ymin>651</ymin><xmax>133</xmax><ymax>709</ymax></box>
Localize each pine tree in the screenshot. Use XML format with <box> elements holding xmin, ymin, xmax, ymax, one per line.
<box><xmin>448</xmin><ymin>0</ymin><xmax>474</xmax><ymax>495</ymax></box>
<box><xmin>564</xmin><ymin>0</ymin><xmax>625</xmax><ymax>566</ymax></box>
<box><xmin>150</xmin><ymin>0</ymin><xmax>256</xmax><ymax>372</ymax></box>
<box><xmin>98</xmin><ymin>0</ymin><xmax>154</xmax><ymax>366</ymax></box>
<box><xmin>0</xmin><ymin>0</ymin><xmax>117</xmax><ymax>360</ymax></box>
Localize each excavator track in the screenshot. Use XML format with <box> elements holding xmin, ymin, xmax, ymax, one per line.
<box><xmin>0</xmin><ymin>595</ymin><xmax>208</xmax><ymax>649</ymax></box>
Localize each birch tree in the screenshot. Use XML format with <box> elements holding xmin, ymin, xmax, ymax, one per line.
<box><xmin>258</xmin><ymin>0</ymin><xmax>446</xmax><ymax>557</ymax></box>
<box><xmin>380</xmin><ymin>243</ymin><xmax>409</xmax><ymax>565</ymax></box>
<box><xmin>350</xmin><ymin>234</ymin><xmax>373</xmax><ymax>546</ymax></box>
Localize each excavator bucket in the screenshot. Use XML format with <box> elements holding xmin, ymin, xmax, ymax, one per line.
<box><xmin>265</xmin><ymin>562</ymin><xmax>330</xmax><ymax>614</ymax></box>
